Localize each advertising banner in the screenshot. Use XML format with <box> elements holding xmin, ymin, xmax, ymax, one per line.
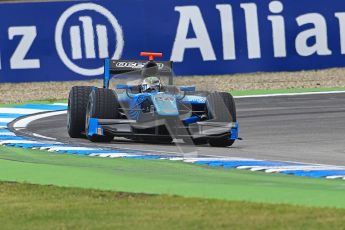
<box><xmin>1</xmin><ymin>0</ymin><xmax>345</xmax><ymax>82</ymax></box>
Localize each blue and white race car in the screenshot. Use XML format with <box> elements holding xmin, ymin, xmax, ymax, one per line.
<box><xmin>67</xmin><ymin>52</ymin><xmax>239</xmax><ymax>147</ymax></box>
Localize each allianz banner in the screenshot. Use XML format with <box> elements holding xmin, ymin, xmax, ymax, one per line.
<box><xmin>1</xmin><ymin>0</ymin><xmax>345</xmax><ymax>82</ymax></box>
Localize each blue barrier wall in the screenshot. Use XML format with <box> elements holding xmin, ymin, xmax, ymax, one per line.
<box><xmin>1</xmin><ymin>0</ymin><xmax>345</xmax><ymax>82</ymax></box>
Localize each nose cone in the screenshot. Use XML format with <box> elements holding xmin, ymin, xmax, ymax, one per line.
<box><xmin>151</xmin><ymin>93</ymin><xmax>179</xmax><ymax>116</ymax></box>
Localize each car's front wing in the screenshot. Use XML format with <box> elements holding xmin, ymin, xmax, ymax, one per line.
<box><xmin>87</xmin><ymin>118</ymin><xmax>239</xmax><ymax>141</ymax></box>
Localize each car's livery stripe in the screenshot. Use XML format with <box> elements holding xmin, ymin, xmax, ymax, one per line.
<box><xmin>1</xmin><ymin>103</ymin><xmax>345</xmax><ymax>181</ymax></box>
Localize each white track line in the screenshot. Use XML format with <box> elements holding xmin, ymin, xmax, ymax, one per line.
<box><xmin>234</xmin><ymin>90</ymin><xmax>345</xmax><ymax>98</ymax></box>
<box><xmin>32</xmin><ymin>133</ymin><xmax>56</xmax><ymax>140</ymax></box>
<box><xmin>13</xmin><ymin>110</ymin><xmax>67</xmax><ymax>129</ymax></box>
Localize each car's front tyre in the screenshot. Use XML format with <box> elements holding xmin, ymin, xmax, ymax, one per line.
<box><xmin>67</xmin><ymin>86</ymin><xmax>93</xmax><ymax>138</ymax></box>
<box><xmin>85</xmin><ymin>88</ymin><xmax>119</xmax><ymax>142</ymax></box>
<box><xmin>206</xmin><ymin>92</ymin><xmax>237</xmax><ymax>147</ymax></box>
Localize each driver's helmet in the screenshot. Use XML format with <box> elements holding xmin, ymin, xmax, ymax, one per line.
<box><xmin>141</xmin><ymin>61</ymin><xmax>161</xmax><ymax>92</ymax></box>
<box><xmin>141</xmin><ymin>76</ymin><xmax>161</xmax><ymax>92</ymax></box>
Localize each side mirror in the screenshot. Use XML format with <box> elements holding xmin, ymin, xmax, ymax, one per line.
<box><xmin>180</xmin><ymin>86</ymin><xmax>195</xmax><ymax>92</ymax></box>
<box><xmin>116</xmin><ymin>84</ymin><xmax>130</xmax><ymax>90</ymax></box>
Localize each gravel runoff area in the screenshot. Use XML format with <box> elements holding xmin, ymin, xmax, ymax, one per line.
<box><xmin>1</xmin><ymin>68</ymin><xmax>345</xmax><ymax>103</ymax></box>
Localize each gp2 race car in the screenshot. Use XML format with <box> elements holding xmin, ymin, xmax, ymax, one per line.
<box><xmin>67</xmin><ymin>52</ymin><xmax>239</xmax><ymax>147</ymax></box>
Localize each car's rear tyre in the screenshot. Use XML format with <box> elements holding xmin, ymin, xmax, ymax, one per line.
<box><xmin>206</xmin><ymin>92</ymin><xmax>236</xmax><ymax>147</ymax></box>
<box><xmin>67</xmin><ymin>86</ymin><xmax>93</xmax><ymax>138</ymax></box>
<box><xmin>85</xmin><ymin>88</ymin><xmax>119</xmax><ymax>142</ymax></box>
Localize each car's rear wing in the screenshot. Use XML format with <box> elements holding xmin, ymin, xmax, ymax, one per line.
<box><xmin>103</xmin><ymin>59</ymin><xmax>173</xmax><ymax>88</ymax></box>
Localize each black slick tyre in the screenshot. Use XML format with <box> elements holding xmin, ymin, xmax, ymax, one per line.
<box><xmin>67</xmin><ymin>86</ymin><xmax>92</xmax><ymax>138</ymax></box>
<box><xmin>206</xmin><ymin>92</ymin><xmax>237</xmax><ymax>147</ymax></box>
<box><xmin>85</xmin><ymin>88</ymin><xmax>119</xmax><ymax>142</ymax></box>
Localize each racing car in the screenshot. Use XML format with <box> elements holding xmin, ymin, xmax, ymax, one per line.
<box><xmin>67</xmin><ymin>52</ymin><xmax>239</xmax><ymax>147</ymax></box>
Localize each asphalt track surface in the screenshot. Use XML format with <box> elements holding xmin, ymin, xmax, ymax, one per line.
<box><xmin>25</xmin><ymin>93</ymin><xmax>345</xmax><ymax>166</ymax></box>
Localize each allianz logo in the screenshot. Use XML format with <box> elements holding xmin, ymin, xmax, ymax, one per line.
<box><xmin>69</xmin><ymin>16</ymin><xmax>109</xmax><ymax>60</ymax></box>
<box><xmin>0</xmin><ymin>3</ymin><xmax>123</xmax><ymax>74</ymax></box>
<box><xmin>55</xmin><ymin>3</ymin><xmax>124</xmax><ymax>76</ymax></box>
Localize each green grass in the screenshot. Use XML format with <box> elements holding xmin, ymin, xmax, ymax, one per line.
<box><xmin>0</xmin><ymin>146</ymin><xmax>345</xmax><ymax>208</ymax></box>
<box><xmin>230</xmin><ymin>87</ymin><xmax>345</xmax><ymax>96</ymax></box>
<box><xmin>1</xmin><ymin>182</ymin><xmax>345</xmax><ymax>230</ymax></box>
